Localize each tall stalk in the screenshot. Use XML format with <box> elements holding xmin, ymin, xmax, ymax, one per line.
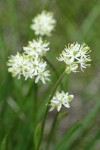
<box><xmin>33</xmin><ymin>83</ymin><xmax>38</xmax><ymax>150</ymax></box>
<box><xmin>37</xmin><ymin>70</ymin><xmax>65</xmax><ymax>150</ymax></box>
<box><xmin>46</xmin><ymin>112</ymin><xmax>59</xmax><ymax>149</ymax></box>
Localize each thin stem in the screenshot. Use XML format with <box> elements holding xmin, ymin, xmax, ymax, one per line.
<box><xmin>43</xmin><ymin>56</ymin><xmax>63</xmax><ymax>89</ymax></box>
<box><xmin>37</xmin><ymin>70</ymin><xmax>65</xmax><ymax>150</ymax></box>
<box><xmin>43</xmin><ymin>56</ymin><xmax>59</xmax><ymax>79</ymax></box>
<box><xmin>46</xmin><ymin>112</ymin><xmax>59</xmax><ymax>149</ymax></box>
<box><xmin>33</xmin><ymin>83</ymin><xmax>38</xmax><ymax>150</ymax></box>
<box><xmin>34</xmin><ymin>83</ymin><xmax>38</xmax><ymax>126</ymax></box>
<box><xmin>46</xmin><ymin>73</ymin><xmax>70</xmax><ymax>149</ymax></box>
<box><xmin>46</xmin><ymin>111</ymin><xmax>68</xmax><ymax>150</ymax></box>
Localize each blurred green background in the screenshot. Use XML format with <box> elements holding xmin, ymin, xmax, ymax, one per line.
<box><xmin>0</xmin><ymin>0</ymin><xmax>100</xmax><ymax>150</ymax></box>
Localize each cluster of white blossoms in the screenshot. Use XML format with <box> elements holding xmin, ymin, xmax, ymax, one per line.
<box><xmin>23</xmin><ymin>37</ymin><xmax>50</xmax><ymax>57</ymax></box>
<box><xmin>49</xmin><ymin>42</ymin><xmax>91</xmax><ymax>111</ymax></box>
<box><xmin>31</xmin><ymin>11</ymin><xmax>56</xmax><ymax>36</ymax></box>
<box><xmin>7</xmin><ymin>38</ymin><xmax>50</xmax><ymax>84</ymax></box>
<box><xmin>50</xmin><ymin>91</ymin><xmax>74</xmax><ymax>112</ymax></box>
<box><xmin>7</xmin><ymin>10</ymin><xmax>56</xmax><ymax>84</ymax></box>
<box><xmin>57</xmin><ymin>42</ymin><xmax>91</xmax><ymax>74</ymax></box>
<box><xmin>7</xmin><ymin>10</ymin><xmax>92</xmax><ymax>112</ymax></box>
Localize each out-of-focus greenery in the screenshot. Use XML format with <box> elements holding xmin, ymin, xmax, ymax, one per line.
<box><xmin>0</xmin><ymin>0</ymin><xmax>100</xmax><ymax>150</ymax></box>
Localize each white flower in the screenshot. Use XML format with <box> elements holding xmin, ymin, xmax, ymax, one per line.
<box><xmin>7</xmin><ymin>52</ymin><xmax>24</xmax><ymax>79</ymax></box>
<box><xmin>65</xmin><ymin>63</ymin><xmax>78</xmax><ymax>74</ymax></box>
<box><xmin>7</xmin><ymin>53</ymin><xmax>50</xmax><ymax>84</ymax></box>
<box><xmin>34</xmin><ymin>60</ymin><xmax>50</xmax><ymax>84</ymax></box>
<box><xmin>57</xmin><ymin>42</ymin><xmax>91</xmax><ymax>73</ymax></box>
<box><xmin>23</xmin><ymin>37</ymin><xmax>50</xmax><ymax>57</ymax></box>
<box><xmin>21</xmin><ymin>57</ymin><xmax>50</xmax><ymax>83</ymax></box>
<box><xmin>21</xmin><ymin>55</ymin><xmax>38</xmax><ymax>80</ymax></box>
<box><xmin>7</xmin><ymin>53</ymin><xmax>33</xmax><ymax>80</ymax></box>
<box><xmin>50</xmin><ymin>91</ymin><xmax>74</xmax><ymax>112</ymax></box>
<box><xmin>31</xmin><ymin>11</ymin><xmax>56</xmax><ymax>36</ymax></box>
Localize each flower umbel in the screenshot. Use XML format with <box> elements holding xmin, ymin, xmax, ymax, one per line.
<box><xmin>23</xmin><ymin>37</ymin><xmax>50</xmax><ymax>57</ymax></box>
<box><xmin>50</xmin><ymin>91</ymin><xmax>74</xmax><ymax>111</ymax></box>
<box><xmin>7</xmin><ymin>53</ymin><xmax>50</xmax><ymax>84</ymax></box>
<box><xmin>31</xmin><ymin>11</ymin><xmax>56</xmax><ymax>36</ymax></box>
<box><xmin>57</xmin><ymin>42</ymin><xmax>91</xmax><ymax>73</ymax></box>
<box><xmin>7</xmin><ymin>41</ymin><xmax>50</xmax><ymax>84</ymax></box>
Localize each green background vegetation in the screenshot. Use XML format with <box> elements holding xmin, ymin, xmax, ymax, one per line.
<box><xmin>0</xmin><ymin>0</ymin><xmax>100</xmax><ymax>150</ymax></box>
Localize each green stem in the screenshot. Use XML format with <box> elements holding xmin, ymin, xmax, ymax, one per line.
<box><xmin>37</xmin><ymin>70</ymin><xmax>65</xmax><ymax>150</ymax></box>
<box><xmin>43</xmin><ymin>56</ymin><xmax>64</xmax><ymax>89</ymax></box>
<box><xmin>33</xmin><ymin>83</ymin><xmax>38</xmax><ymax>150</ymax></box>
<box><xmin>46</xmin><ymin>73</ymin><xmax>70</xmax><ymax>149</ymax></box>
<box><xmin>46</xmin><ymin>111</ymin><xmax>68</xmax><ymax>150</ymax></box>
<box><xmin>46</xmin><ymin>112</ymin><xmax>59</xmax><ymax>149</ymax></box>
<box><xmin>34</xmin><ymin>83</ymin><xmax>38</xmax><ymax>126</ymax></box>
<box><xmin>43</xmin><ymin>56</ymin><xmax>59</xmax><ymax>79</ymax></box>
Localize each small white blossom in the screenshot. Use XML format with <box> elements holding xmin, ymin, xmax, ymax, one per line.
<box><xmin>34</xmin><ymin>60</ymin><xmax>50</xmax><ymax>84</ymax></box>
<box><xmin>35</xmin><ymin>69</ymin><xmax>50</xmax><ymax>84</ymax></box>
<box><xmin>57</xmin><ymin>42</ymin><xmax>91</xmax><ymax>73</ymax></box>
<box><xmin>31</xmin><ymin>11</ymin><xmax>56</xmax><ymax>36</ymax></box>
<box><xmin>23</xmin><ymin>37</ymin><xmax>50</xmax><ymax>57</ymax></box>
<box><xmin>7</xmin><ymin>52</ymin><xmax>24</xmax><ymax>79</ymax></box>
<box><xmin>7</xmin><ymin>53</ymin><xmax>50</xmax><ymax>84</ymax></box>
<box><xmin>50</xmin><ymin>91</ymin><xmax>74</xmax><ymax>112</ymax></box>
<box><xmin>65</xmin><ymin>63</ymin><xmax>78</xmax><ymax>74</ymax></box>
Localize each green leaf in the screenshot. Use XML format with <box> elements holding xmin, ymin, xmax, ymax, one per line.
<box><xmin>53</xmin><ymin>101</ymin><xmax>100</xmax><ymax>150</ymax></box>
<box><xmin>0</xmin><ymin>135</ymin><xmax>7</xmax><ymax>150</ymax></box>
<box><xmin>34</xmin><ymin>123</ymin><xmax>41</xmax><ymax>150</ymax></box>
<box><xmin>82</xmin><ymin>101</ymin><xmax>100</xmax><ymax>127</ymax></box>
<box><xmin>85</xmin><ymin>130</ymin><xmax>100</xmax><ymax>150</ymax></box>
<box><xmin>54</xmin><ymin>122</ymin><xmax>81</xmax><ymax>150</ymax></box>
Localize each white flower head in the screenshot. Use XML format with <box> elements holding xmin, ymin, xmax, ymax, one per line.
<box><xmin>7</xmin><ymin>52</ymin><xmax>24</xmax><ymax>79</ymax></box>
<box><xmin>7</xmin><ymin>53</ymin><xmax>34</xmax><ymax>80</ymax></box>
<box><xmin>31</xmin><ymin>11</ymin><xmax>56</xmax><ymax>36</ymax></box>
<box><xmin>57</xmin><ymin>42</ymin><xmax>91</xmax><ymax>73</ymax></box>
<box><xmin>7</xmin><ymin>53</ymin><xmax>50</xmax><ymax>84</ymax></box>
<box><xmin>34</xmin><ymin>60</ymin><xmax>50</xmax><ymax>84</ymax></box>
<box><xmin>21</xmin><ymin>57</ymin><xmax>50</xmax><ymax>83</ymax></box>
<box><xmin>50</xmin><ymin>91</ymin><xmax>74</xmax><ymax>112</ymax></box>
<box><xmin>23</xmin><ymin>37</ymin><xmax>50</xmax><ymax>57</ymax></box>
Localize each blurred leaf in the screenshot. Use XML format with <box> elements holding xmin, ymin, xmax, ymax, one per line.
<box><xmin>0</xmin><ymin>135</ymin><xmax>7</xmax><ymax>150</ymax></box>
<box><xmin>53</xmin><ymin>101</ymin><xmax>100</xmax><ymax>150</ymax></box>
<box><xmin>34</xmin><ymin>123</ymin><xmax>41</xmax><ymax>150</ymax></box>
<box><xmin>54</xmin><ymin>122</ymin><xmax>81</xmax><ymax>150</ymax></box>
<box><xmin>82</xmin><ymin>101</ymin><xmax>100</xmax><ymax>127</ymax></box>
<box><xmin>65</xmin><ymin>101</ymin><xmax>100</xmax><ymax>150</ymax></box>
<box><xmin>85</xmin><ymin>130</ymin><xmax>100</xmax><ymax>150</ymax></box>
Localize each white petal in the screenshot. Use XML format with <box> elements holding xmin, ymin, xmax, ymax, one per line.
<box><xmin>57</xmin><ymin>104</ymin><xmax>62</xmax><ymax>111</ymax></box>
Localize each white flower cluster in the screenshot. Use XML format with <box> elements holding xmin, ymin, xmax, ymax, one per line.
<box><xmin>23</xmin><ymin>37</ymin><xmax>50</xmax><ymax>57</ymax></box>
<box><xmin>31</xmin><ymin>11</ymin><xmax>56</xmax><ymax>36</ymax></box>
<box><xmin>7</xmin><ymin>38</ymin><xmax>50</xmax><ymax>84</ymax></box>
<box><xmin>50</xmin><ymin>91</ymin><xmax>74</xmax><ymax>112</ymax></box>
<box><xmin>57</xmin><ymin>42</ymin><xmax>91</xmax><ymax>74</ymax></box>
<box><xmin>7</xmin><ymin>10</ymin><xmax>92</xmax><ymax>112</ymax></box>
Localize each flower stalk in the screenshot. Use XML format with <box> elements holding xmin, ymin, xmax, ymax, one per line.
<box><xmin>43</xmin><ymin>56</ymin><xmax>64</xmax><ymax>89</ymax></box>
<box><xmin>37</xmin><ymin>70</ymin><xmax>65</xmax><ymax>150</ymax></box>
<box><xmin>46</xmin><ymin>111</ymin><xmax>60</xmax><ymax>149</ymax></box>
